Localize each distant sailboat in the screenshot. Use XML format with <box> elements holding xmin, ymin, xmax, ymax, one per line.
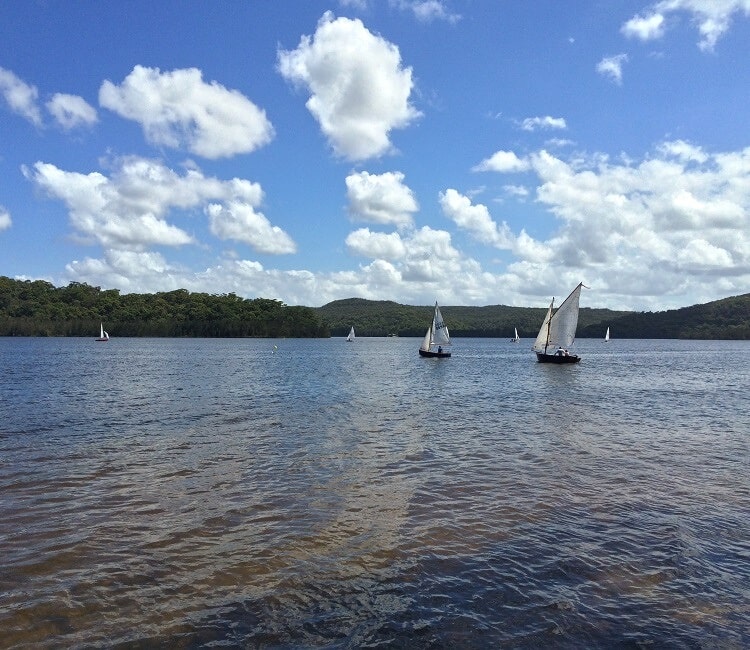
<box><xmin>346</xmin><ymin>326</ymin><xmax>355</xmax><ymax>342</ymax></box>
<box><xmin>95</xmin><ymin>323</ymin><xmax>109</xmax><ymax>342</ymax></box>
<box><xmin>532</xmin><ymin>283</ymin><xmax>584</xmax><ymax>363</ymax></box>
<box><xmin>419</xmin><ymin>302</ymin><xmax>451</xmax><ymax>358</ymax></box>
<box><xmin>604</xmin><ymin>327</ymin><xmax>610</xmax><ymax>343</ymax></box>
<box><xmin>511</xmin><ymin>327</ymin><xmax>520</xmax><ymax>342</ymax></box>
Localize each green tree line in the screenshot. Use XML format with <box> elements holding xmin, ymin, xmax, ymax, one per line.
<box><xmin>0</xmin><ymin>277</ymin><xmax>328</xmax><ymax>338</ymax></box>
<box><xmin>2</xmin><ymin>277</ymin><xmax>749</xmax><ymax>339</ymax></box>
<box><xmin>318</xmin><ymin>295</ymin><xmax>750</xmax><ymax>340</ymax></box>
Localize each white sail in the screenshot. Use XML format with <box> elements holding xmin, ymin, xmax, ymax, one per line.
<box><xmin>532</xmin><ymin>303</ymin><xmax>553</xmax><ymax>352</ymax></box>
<box><xmin>431</xmin><ymin>304</ymin><xmax>451</xmax><ymax>346</ymax></box>
<box><xmin>420</xmin><ymin>302</ymin><xmax>451</xmax><ymax>354</ymax></box>
<box><xmin>420</xmin><ymin>327</ymin><xmax>431</xmax><ymax>351</ymax></box>
<box><xmin>346</xmin><ymin>326</ymin><xmax>355</xmax><ymax>341</ymax></box>
<box><xmin>604</xmin><ymin>327</ymin><xmax>610</xmax><ymax>342</ymax></box>
<box><xmin>533</xmin><ymin>283</ymin><xmax>583</xmax><ymax>353</ymax></box>
<box><xmin>96</xmin><ymin>322</ymin><xmax>109</xmax><ymax>341</ymax></box>
<box><xmin>514</xmin><ymin>327</ymin><xmax>519</xmax><ymax>342</ymax></box>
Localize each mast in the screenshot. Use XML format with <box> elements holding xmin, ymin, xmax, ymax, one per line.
<box><xmin>544</xmin><ymin>297</ymin><xmax>554</xmax><ymax>354</ymax></box>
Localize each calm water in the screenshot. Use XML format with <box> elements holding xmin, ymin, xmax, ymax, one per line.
<box><xmin>1</xmin><ymin>336</ymin><xmax>748</xmax><ymax>648</ymax></box>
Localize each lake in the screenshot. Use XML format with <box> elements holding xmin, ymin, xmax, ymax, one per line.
<box><xmin>1</xmin><ymin>336</ymin><xmax>748</xmax><ymax>648</ymax></box>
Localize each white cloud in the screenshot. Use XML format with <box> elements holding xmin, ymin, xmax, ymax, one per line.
<box><xmin>0</xmin><ymin>67</ymin><xmax>43</xmax><ymax>126</ymax></box>
<box><xmin>503</xmin><ymin>185</ymin><xmax>529</xmax><ymax>198</ymax></box>
<box><xmin>24</xmin><ymin>157</ymin><xmax>295</xmax><ymax>254</ymax></box>
<box><xmin>46</xmin><ymin>93</ymin><xmax>98</xmax><ymax>130</ymax></box>
<box><xmin>346</xmin><ymin>170</ymin><xmax>418</xmax><ymax>228</ymax></box>
<box><xmin>621</xmin><ymin>0</ymin><xmax>750</xmax><ymax>51</ymax></box>
<box><xmin>597</xmin><ymin>54</ymin><xmax>628</xmax><ymax>85</ymax></box>
<box><xmin>472</xmin><ymin>150</ymin><xmax>530</xmax><ymax>173</ymax></box>
<box><xmin>345</xmin><ymin>228</ymin><xmax>407</xmax><ymax>259</ymax></box>
<box><xmin>621</xmin><ymin>12</ymin><xmax>666</xmax><ymax>41</ymax></box>
<box><xmin>99</xmin><ymin>66</ymin><xmax>274</xmax><ymax>159</ymax></box>
<box><xmin>206</xmin><ymin>200</ymin><xmax>297</xmax><ymax>255</ymax></box>
<box><xmin>392</xmin><ymin>0</ymin><xmax>461</xmax><ymax>23</ymax></box>
<box><xmin>47</xmin><ymin>144</ymin><xmax>750</xmax><ymax>312</ymax></box>
<box><xmin>277</xmin><ymin>12</ymin><xmax>420</xmax><ymax>161</ymax></box>
<box><xmin>0</xmin><ymin>206</ymin><xmax>11</xmax><ymax>231</ymax></box>
<box><xmin>520</xmin><ymin>116</ymin><xmax>567</xmax><ymax>131</ymax></box>
<box><xmin>439</xmin><ymin>189</ymin><xmax>514</xmax><ymax>249</ymax></box>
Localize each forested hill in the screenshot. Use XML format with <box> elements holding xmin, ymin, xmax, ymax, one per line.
<box><xmin>0</xmin><ymin>277</ymin><xmax>327</xmax><ymax>337</ymax></box>
<box><xmin>2</xmin><ymin>276</ymin><xmax>749</xmax><ymax>339</ymax></box>
<box><xmin>318</xmin><ymin>295</ymin><xmax>750</xmax><ymax>340</ymax></box>
<box><xmin>316</xmin><ymin>298</ymin><xmax>627</xmax><ymax>338</ymax></box>
<box><xmin>576</xmin><ymin>293</ymin><xmax>750</xmax><ymax>340</ymax></box>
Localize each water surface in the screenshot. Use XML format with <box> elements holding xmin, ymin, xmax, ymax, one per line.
<box><xmin>1</xmin><ymin>337</ymin><xmax>748</xmax><ymax>648</ymax></box>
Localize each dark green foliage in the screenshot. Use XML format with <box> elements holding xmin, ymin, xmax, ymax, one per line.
<box><xmin>0</xmin><ymin>277</ymin><xmax>328</xmax><ymax>338</ymax></box>
<box><xmin>318</xmin><ymin>295</ymin><xmax>750</xmax><ymax>340</ymax></box>
<box><xmin>577</xmin><ymin>293</ymin><xmax>750</xmax><ymax>340</ymax></box>
<box><xmin>316</xmin><ymin>297</ymin><xmax>630</xmax><ymax>338</ymax></box>
<box><xmin>2</xmin><ymin>276</ymin><xmax>749</xmax><ymax>339</ymax></box>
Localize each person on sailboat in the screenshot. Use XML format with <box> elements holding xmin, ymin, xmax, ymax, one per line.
<box><xmin>438</xmin><ymin>346</ymin><xmax>442</xmax><ymax>353</ymax></box>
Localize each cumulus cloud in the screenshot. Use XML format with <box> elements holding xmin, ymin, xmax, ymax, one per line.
<box><xmin>99</xmin><ymin>66</ymin><xmax>274</xmax><ymax>159</ymax></box>
<box><xmin>530</xmin><ymin>144</ymin><xmax>750</xmax><ymax>282</ymax></box>
<box><xmin>0</xmin><ymin>67</ymin><xmax>43</xmax><ymax>126</ymax></box>
<box><xmin>46</xmin><ymin>93</ymin><xmax>98</xmax><ymax>130</ymax></box>
<box><xmin>621</xmin><ymin>0</ymin><xmax>750</xmax><ymax>51</ymax></box>
<box><xmin>346</xmin><ymin>170</ymin><xmax>418</xmax><ymax>228</ymax></box>
<box><xmin>0</xmin><ymin>206</ymin><xmax>11</xmax><ymax>231</ymax></box>
<box><xmin>520</xmin><ymin>116</ymin><xmax>567</xmax><ymax>131</ymax></box>
<box><xmin>206</xmin><ymin>200</ymin><xmax>297</xmax><ymax>255</ymax></box>
<box><xmin>345</xmin><ymin>228</ymin><xmax>407</xmax><ymax>259</ymax></box>
<box><xmin>439</xmin><ymin>189</ymin><xmax>514</xmax><ymax>249</ymax></box>
<box><xmin>597</xmin><ymin>54</ymin><xmax>628</xmax><ymax>85</ymax></box>
<box><xmin>277</xmin><ymin>12</ymin><xmax>420</xmax><ymax>161</ymax></box>
<box><xmin>24</xmin><ymin>157</ymin><xmax>295</xmax><ymax>254</ymax></box>
<box><xmin>472</xmin><ymin>150</ymin><xmax>530</xmax><ymax>173</ymax></box>
<box><xmin>621</xmin><ymin>12</ymin><xmax>665</xmax><ymax>41</ymax></box>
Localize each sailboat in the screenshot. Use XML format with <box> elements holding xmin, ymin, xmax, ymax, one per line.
<box><xmin>532</xmin><ymin>283</ymin><xmax>584</xmax><ymax>363</ymax></box>
<box><xmin>604</xmin><ymin>327</ymin><xmax>610</xmax><ymax>343</ymax></box>
<box><xmin>95</xmin><ymin>323</ymin><xmax>109</xmax><ymax>342</ymax></box>
<box><xmin>419</xmin><ymin>302</ymin><xmax>451</xmax><ymax>358</ymax></box>
<box><xmin>346</xmin><ymin>326</ymin><xmax>355</xmax><ymax>342</ymax></box>
<box><xmin>510</xmin><ymin>327</ymin><xmax>520</xmax><ymax>342</ymax></box>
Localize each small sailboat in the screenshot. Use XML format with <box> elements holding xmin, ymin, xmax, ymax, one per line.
<box><xmin>95</xmin><ymin>322</ymin><xmax>110</xmax><ymax>342</ymax></box>
<box><xmin>419</xmin><ymin>302</ymin><xmax>451</xmax><ymax>358</ymax></box>
<box><xmin>604</xmin><ymin>327</ymin><xmax>610</xmax><ymax>342</ymax></box>
<box><xmin>532</xmin><ymin>283</ymin><xmax>584</xmax><ymax>363</ymax></box>
<box><xmin>511</xmin><ymin>327</ymin><xmax>520</xmax><ymax>342</ymax></box>
<box><xmin>346</xmin><ymin>326</ymin><xmax>355</xmax><ymax>342</ymax></box>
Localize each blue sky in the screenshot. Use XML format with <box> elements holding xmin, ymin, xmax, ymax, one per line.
<box><xmin>1</xmin><ymin>0</ymin><xmax>750</xmax><ymax>310</ymax></box>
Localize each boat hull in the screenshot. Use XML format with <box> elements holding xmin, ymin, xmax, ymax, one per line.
<box><xmin>419</xmin><ymin>349</ymin><xmax>451</xmax><ymax>358</ymax></box>
<box><xmin>536</xmin><ymin>352</ymin><xmax>579</xmax><ymax>364</ymax></box>
<box><xmin>95</xmin><ymin>338</ymin><xmax>109</xmax><ymax>342</ymax></box>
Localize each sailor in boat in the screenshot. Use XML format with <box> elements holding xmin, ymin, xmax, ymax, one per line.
<box><xmin>438</xmin><ymin>346</ymin><xmax>442</xmax><ymax>353</ymax></box>
<box><xmin>555</xmin><ymin>346</ymin><xmax>569</xmax><ymax>357</ymax></box>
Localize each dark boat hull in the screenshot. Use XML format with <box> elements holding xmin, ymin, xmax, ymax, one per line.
<box><xmin>536</xmin><ymin>352</ymin><xmax>580</xmax><ymax>364</ymax></box>
<box><xmin>419</xmin><ymin>349</ymin><xmax>451</xmax><ymax>358</ymax></box>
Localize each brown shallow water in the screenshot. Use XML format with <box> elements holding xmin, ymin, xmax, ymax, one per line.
<box><xmin>1</xmin><ymin>336</ymin><xmax>748</xmax><ymax>648</ymax></box>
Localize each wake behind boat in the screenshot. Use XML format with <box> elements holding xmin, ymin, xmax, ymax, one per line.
<box><xmin>419</xmin><ymin>302</ymin><xmax>451</xmax><ymax>358</ymax></box>
<box><xmin>532</xmin><ymin>283</ymin><xmax>584</xmax><ymax>363</ymax></box>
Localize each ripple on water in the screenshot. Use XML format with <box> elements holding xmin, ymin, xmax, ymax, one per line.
<box><xmin>0</xmin><ymin>337</ymin><xmax>749</xmax><ymax>648</ymax></box>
